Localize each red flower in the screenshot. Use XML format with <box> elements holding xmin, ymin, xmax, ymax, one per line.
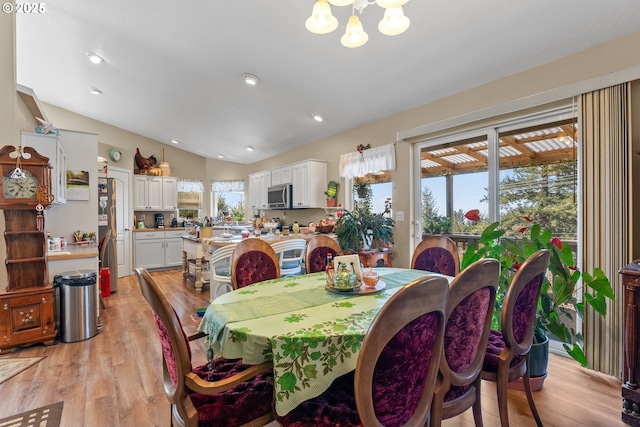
<box><xmin>464</xmin><ymin>209</ymin><xmax>480</xmax><ymax>222</ymax></box>
<box><xmin>568</xmin><ymin>265</ymin><xmax>578</xmax><ymax>271</ymax></box>
<box><xmin>551</xmin><ymin>238</ymin><xmax>562</xmax><ymax>250</ymax></box>
<box><xmin>523</xmin><ymin>216</ymin><xmax>533</xmax><ymax>222</ymax></box>
<box><xmin>513</xmin><ymin>263</ymin><xmax>522</xmax><ymax>270</ymax></box>
<box><xmin>519</xmin><ymin>227</ymin><xmax>527</xmax><ymax>233</ymax></box>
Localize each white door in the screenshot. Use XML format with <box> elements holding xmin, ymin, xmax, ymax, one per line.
<box><xmin>109</xmin><ymin>167</ymin><xmax>132</xmax><ymax>277</ymax></box>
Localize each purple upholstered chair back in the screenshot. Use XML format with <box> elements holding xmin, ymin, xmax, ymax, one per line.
<box><xmin>428</xmin><ymin>258</ymin><xmax>498</xmax><ymax>427</ymax></box>
<box><xmin>233</xmin><ymin>251</ymin><xmax>278</xmax><ymax>288</ymax></box>
<box><xmin>153</xmin><ymin>310</ymin><xmax>192</xmax><ymax>388</ymax></box>
<box><xmin>308</xmin><ymin>246</ymin><xmax>338</xmax><ymax>273</ymax></box>
<box><xmin>231</xmin><ymin>239</ymin><xmax>280</xmax><ymax>289</ymax></box>
<box><xmin>411</xmin><ymin>236</ymin><xmax>460</xmax><ymax>276</ymax></box>
<box><xmin>372</xmin><ymin>312</ymin><xmax>439</xmax><ymax>426</ymax></box>
<box><xmin>512</xmin><ymin>274</ymin><xmax>544</xmax><ymax>345</ymax></box>
<box><xmin>305</xmin><ymin>235</ymin><xmax>341</xmax><ymax>274</ymax></box>
<box><xmin>355</xmin><ymin>275</ymin><xmax>449</xmax><ymax>427</ymax></box>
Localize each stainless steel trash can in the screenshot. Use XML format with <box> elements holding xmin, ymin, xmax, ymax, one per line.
<box><xmin>54</xmin><ymin>270</ymin><xmax>98</xmax><ymax>343</ymax></box>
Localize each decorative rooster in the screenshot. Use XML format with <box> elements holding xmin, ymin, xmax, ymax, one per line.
<box><xmin>135</xmin><ymin>148</ymin><xmax>157</xmax><ymax>172</ymax></box>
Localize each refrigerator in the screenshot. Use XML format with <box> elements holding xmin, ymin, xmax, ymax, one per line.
<box><xmin>98</xmin><ymin>177</ymin><xmax>118</xmax><ymax>292</ymax></box>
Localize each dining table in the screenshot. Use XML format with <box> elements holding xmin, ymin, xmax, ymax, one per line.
<box><xmin>197</xmin><ymin>267</ymin><xmax>453</xmax><ymax>416</ymax></box>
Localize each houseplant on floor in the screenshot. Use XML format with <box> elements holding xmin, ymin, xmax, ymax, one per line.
<box><xmin>461</xmin><ymin>217</ymin><xmax>614</xmax><ymax>386</ymax></box>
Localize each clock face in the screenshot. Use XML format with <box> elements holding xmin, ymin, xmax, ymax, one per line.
<box><xmin>109</xmin><ymin>149</ymin><xmax>122</xmax><ymax>162</ymax></box>
<box><xmin>4</xmin><ymin>171</ymin><xmax>38</xmax><ymax>199</ymax></box>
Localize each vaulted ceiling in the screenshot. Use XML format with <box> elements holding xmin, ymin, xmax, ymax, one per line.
<box><xmin>15</xmin><ymin>1</ymin><xmax>640</xmax><ymax>164</ymax></box>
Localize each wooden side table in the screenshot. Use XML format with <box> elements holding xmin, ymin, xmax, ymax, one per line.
<box><xmin>621</xmin><ymin>259</ymin><xmax>640</xmax><ymax>426</ymax></box>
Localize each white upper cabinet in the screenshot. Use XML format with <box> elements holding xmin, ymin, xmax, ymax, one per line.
<box><xmin>249</xmin><ymin>171</ymin><xmax>271</xmax><ymax>210</ymax></box>
<box><xmin>21</xmin><ymin>132</ymin><xmax>67</xmax><ymax>205</ymax></box>
<box><xmin>291</xmin><ymin>160</ymin><xmax>326</xmax><ymax>209</ymax></box>
<box><xmin>161</xmin><ymin>177</ymin><xmax>178</xmax><ymax>210</ymax></box>
<box><xmin>134</xmin><ymin>175</ymin><xmax>163</xmax><ymax>210</ymax></box>
<box><xmin>271</xmin><ymin>166</ymin><xmax>292</xmax><ymax>186</ymax></box>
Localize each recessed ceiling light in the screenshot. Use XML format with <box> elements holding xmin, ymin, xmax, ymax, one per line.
<box><xmin>246</xmin><ymin>146</ymin><xmax>254</xmax><ymax>152</ymax></box>
<box><xmin>217</xmin><ymin>154</ymin><xmax>224</xmax><ymax>159</ymax></box>
<box><xmin>171</xmin><ymin>139</ymin><xmax>179</xmax><ymax>144</ymax></box>
<box><xmin>312</xmin><ymin>113</ymin><xmax>324</xmax><ymax>122</ymax></box>
<box><xmin>85</xmin><ymin>52</ymin><xmax>105</xmax><ymax>64</ymax></box>
<box><xmin>88</xmin><ymin>86</ymin><xmax>102</xmax><ymax>95</ymax></box>
<box><xmin>243</xmin><ymin>73</ymin><xmax>260</xmax><ymax>86</ymax></box>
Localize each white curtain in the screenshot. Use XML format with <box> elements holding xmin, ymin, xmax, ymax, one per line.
<box><xmin>177</xmin><ymin>179</ymin><xmax>204</xmax><ymax>192</ymax></box>
<box><xmin>211</xmin><ymin>180</ymin><xmax>244</xmax><ymax>192</ymax></box>
<box><xmin>339</xmin><ymin>143</ymin><xmax>396</xmax><ymax>179</ymax></box>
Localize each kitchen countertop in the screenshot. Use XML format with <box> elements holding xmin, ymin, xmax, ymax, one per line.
<box><xmin>47</xmin><ymin>244</ymin><xmax>99</xmax><ymax>260</ymax></box>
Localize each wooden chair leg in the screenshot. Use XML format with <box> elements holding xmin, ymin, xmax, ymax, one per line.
<box><xmin>522</xmin><ymin>362</ymin><xmax>543</xmax><ymax>427</ymax></box>
<box><xmin>496</xmin><ymin>364</ymin><xmax>510</xmax><ymax>427</ymax></box>
<box><xmin>472</xmin><ymin>379</ymin><xmax>484</xmax><ymax>427</ymax></box>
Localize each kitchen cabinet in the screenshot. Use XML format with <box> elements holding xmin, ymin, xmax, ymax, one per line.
<box><xmin>134</xmin><ymin>230</ymin><xmax>183</xmax><ymax>270</ymax></box>
<box><xmin>249</xmin><ymin>171</ymin><xmax>271</xmax><ymax>209</ymax></box>
<box><xmin>162</xmin><ymin>177</ymin><xmax>178</xmax><ymax>210</ymax></box>
<box><xmin>291</xmin><ymin>160</ymin><xmax>327</xmax><ymax>208</ymax></box>
<box><xmin>134</xmin><ymin>176</ymin><xmax>162</xmax><ymax>210</ymax></box>
<box><xmin>21</xmin><ymin>132</ymin><xmax>67</xmax><ymax>204</ymax></box>
<box><xmin>271</xmin><ymin>166</ymin><xmax>292</xmax><ymax>186</ymax></box>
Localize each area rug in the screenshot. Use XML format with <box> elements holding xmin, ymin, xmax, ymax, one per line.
<box><xmin>0</xmin><ymin>356</ymin><xmax>46</xmax><ymax>385</ymax></box>
<box><xmin>0</xmin><ymin>402</ymin><xmax>63</xmax><ymax>427</ymax></box>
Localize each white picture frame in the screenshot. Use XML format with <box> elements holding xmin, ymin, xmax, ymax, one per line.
<box><xmin>333</xmin><ymin>254</ymin><xmax>363</xmax><ymax>281</ymax></box>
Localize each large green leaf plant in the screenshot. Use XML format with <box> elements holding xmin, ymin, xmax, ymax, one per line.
<box><xmin>461</xmin><ymin>219</ymin><xmax>614</xmax><ymax>367</ymax></box>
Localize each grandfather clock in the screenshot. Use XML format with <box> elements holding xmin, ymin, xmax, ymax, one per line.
<box><xmin>0</xmin><ymin>145</ymin><xmax>56</xmax><ymax>353</ymax></box>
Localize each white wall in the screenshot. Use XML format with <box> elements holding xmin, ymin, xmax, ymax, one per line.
<box><xmin>44</xmin><ymin>129</ymin><xmax>98</xmax><ymax>241</ymax></box>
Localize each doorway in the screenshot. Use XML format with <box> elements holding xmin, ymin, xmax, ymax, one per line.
<box><xmin>108</xmin><ymin>166</ymin><xmax>132</xmax><ymax>277</ymax></box>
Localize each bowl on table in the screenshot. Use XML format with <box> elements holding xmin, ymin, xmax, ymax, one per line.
<box><xmin>315</xmin><ymin>224</ymin><xmax>334</xmax><ymax>234</ymax></box>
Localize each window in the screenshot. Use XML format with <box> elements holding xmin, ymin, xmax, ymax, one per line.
<box><xmin>177</xmin><ymin>180</ymin><xmax>204</xmax><ymax>220</ymax></box>
<box><xmin>414</xmin><ymin>107</ymin><xmax>578</xmax><ymax>354</ymax></box>
<box><xmin>212</xmin><ymin>180</ymin><xmax>245</xmax><ymax>221</ymax></box>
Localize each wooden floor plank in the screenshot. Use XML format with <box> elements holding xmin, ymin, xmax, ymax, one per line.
<box><xmin>0</xmin><ymin>269</ymin><xmax>624</xmax><ymax>427</ymax></box>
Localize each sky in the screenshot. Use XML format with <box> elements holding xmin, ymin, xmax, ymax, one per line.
<box><xmin>423</xmin><ymin>172</ymin><xmax>489</xmax><ymax>217</ymax></box>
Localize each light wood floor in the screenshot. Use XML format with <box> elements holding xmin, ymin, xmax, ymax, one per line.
<box><xmin>0</xmin><ymin>270</ymin><xmax>625</xmax><ymax>427</ymax></box>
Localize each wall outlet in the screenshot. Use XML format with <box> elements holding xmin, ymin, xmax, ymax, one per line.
<box><xmin>395</xmin><ymin>211</ymin><xmax>405</xmax><ymax>221</ymax></box>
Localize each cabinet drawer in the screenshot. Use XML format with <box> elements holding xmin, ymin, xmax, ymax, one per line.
<box><xmin>164</xmin><ymin>230</ymin><xmax>185</xmax><ymax>238</ymax></box>
<box><xmin>134</xmin><ymin>231</ymin><xmax>165</xmax><ymax>240</ymax></box>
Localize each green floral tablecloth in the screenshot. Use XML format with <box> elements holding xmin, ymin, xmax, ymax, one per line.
<box><xmin>197</xmin><ymin>267</ymin><xmax>451</xmax><ymax>416</ymax></box>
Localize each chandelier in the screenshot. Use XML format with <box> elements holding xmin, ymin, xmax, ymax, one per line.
<box><xmin>305</xmin><ymin>0</ymin><xmax>410</xmax><ymax>48</ymax></box>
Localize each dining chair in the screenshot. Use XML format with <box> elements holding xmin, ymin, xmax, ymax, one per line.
<box><xmin>270</xmin><ymin>239</ymin><xmax>307</xmax><ymax>277</ymax></box>
<box><xmin>411</xmin><ymin>235</ymin><xmax>460</xmax><ymax>276</ymax></box>
<box><xmin>305</xmin><ymin>235</ymin><xmax>341</xmax><ymax>273</ymax></box>
<box><xmin>482</xmin><ymin>249</ymin><xmax>551</xmax><ymax>427</ymax></box>
<box><xmin>135</xmin><ymin>267</ymin><xmax>274</xmax><ymax>427</ymax></box>
<box><xmin>207</xmin><ymin>243</ymin><xmax>235</xmax><ymax>299</ymax></box>
<box><xmin>430</xmin><ymin>258</ymin><xmax>499</xmax><ymax>427</ymax></box>
<box><xmin>276</xmin><ymin>275</ymin><xmax>449</xmax><ymax>427</ymax></box>
<box><xmin>230</xmin><ymin>238</ymin><xmax>280</xmax><ymax>289</ymax></box>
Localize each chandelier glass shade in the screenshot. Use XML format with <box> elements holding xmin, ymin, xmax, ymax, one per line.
<box><xmin>306</xmin><ymin>0</ymin><xmax>410</xmax><ymax>48</ymax></box>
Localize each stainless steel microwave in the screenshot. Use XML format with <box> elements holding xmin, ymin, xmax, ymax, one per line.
<box><xmin>267</xmin><ymin>184</ymin><xmax>292</xmax><ymax>209</ymax></box>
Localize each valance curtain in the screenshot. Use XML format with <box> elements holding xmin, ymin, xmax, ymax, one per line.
<box><xmin>177</xmin><ymin>180</ymin><xmax>204</xmax><ymax>209</ymax></box>
<box><xmin>339</xmin><ymin>143</ymin><xmax>396</xmax><ymax>179</ymax></box>
<box><xmin>177</xmin><ymin>179</ymin><xmax>204</xmax><ymax>192</ymax></box>
<box><xmin>211</xmin><ymin>180</ymin><xmax>244</xmax><ymax>192</ymax></box>
<box><xmin>580</xmin><ymin>83</ymin><xmax>631</xmax><ymax>378</ymax></box>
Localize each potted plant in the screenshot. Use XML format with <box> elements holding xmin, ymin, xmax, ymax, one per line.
<box><xmin>461</xmin><ymin>218</ymin><xmax>614</xmax><ymax>385</ymax></box>
<box><xmin>324</xmin><ymin>180</ymin><xmax>339</xmax><ymax>207</ymax></box>
<box><xmin>334</xmin><ymin>204</ymin><xmax>395</xmax><ymax>266</ymax></box>
<box><xmin>424</xmin><ymin>215</ymin><xmax>451</xmax><ymax>235</ymax></box>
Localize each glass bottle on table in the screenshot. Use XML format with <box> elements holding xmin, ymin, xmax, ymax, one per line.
<box><xmin>325</xmin><ymin>253</ymin><xmax>335</xmax><ymax>285</ymax></box>
<box><xmin>292</xmin><ymin>221</ymin><xmax>299</xmax><ymax>235</ymax></box>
